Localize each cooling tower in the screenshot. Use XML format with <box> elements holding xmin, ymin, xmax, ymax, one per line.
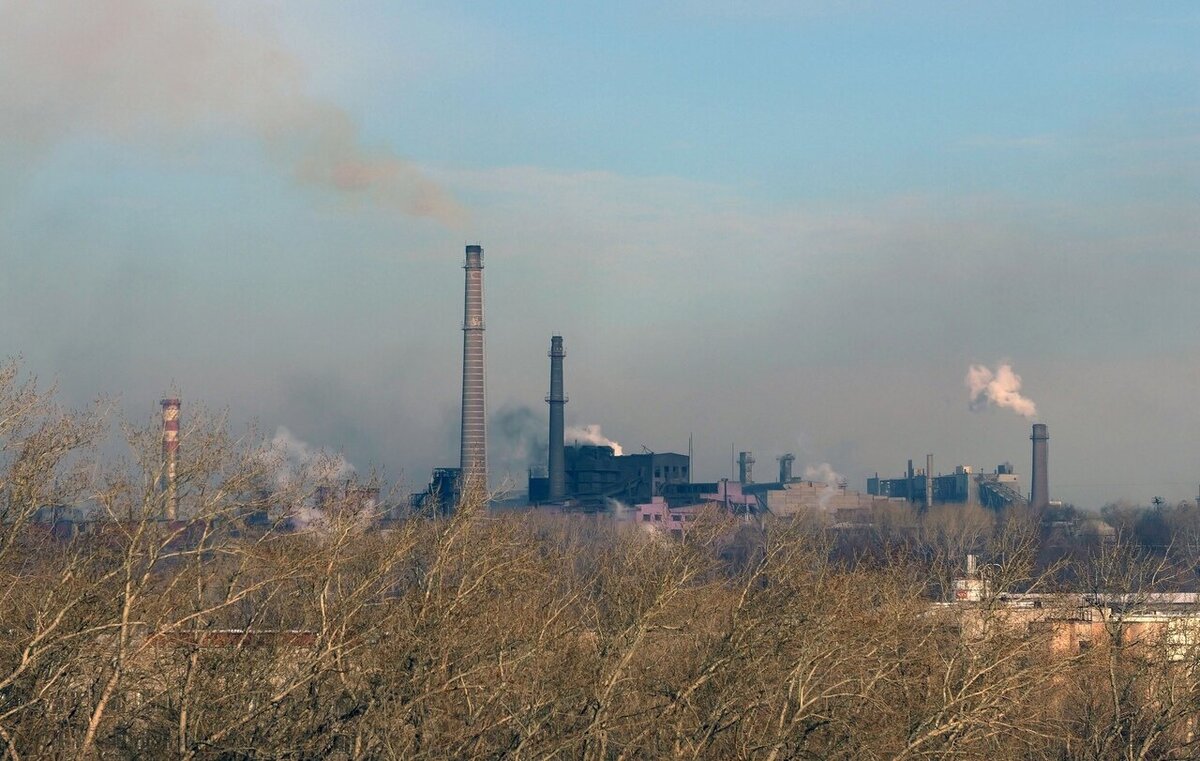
<box><xmin>547</xmin><ymin>336</ymin><xmax>567</xmax><ymax>501</ymax></box>
<box><xmin>160</xmin><ymin>398</ymin><xmax>180</xmax><ymax>520</ymax></box>
<box><xmin>1030</xmin><ymin>423</ymin><xmax>1049</xmax><ymax>510</ymax></box>
<box><xmin>459</xmin><ymin>245</ymin><xmax>487</xmax><ymax>493</ymax></box>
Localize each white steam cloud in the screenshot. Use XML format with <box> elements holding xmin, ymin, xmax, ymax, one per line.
<box><xmin>565</xmin><ymin>424</ymin><xmax>623</xmax><ymax>456</ymax></box>
<box><xmin>263</xmin><ymin>426</ymin><xmax>354</xmax><ymax>490</ymax></box>
<box><xmin>0</xmin><ymin>0</ymin><xmax>463</xmax><ymax>225</ymax></box>
<box><xmin>804</xmin><ymin>462</ymin><xmax>843</xmax><ymax>511</ymax></box>
<box><xmin>966</xmin><ymin>363</ymin><xmax>1038</xmax><ymax>420</ymax></box>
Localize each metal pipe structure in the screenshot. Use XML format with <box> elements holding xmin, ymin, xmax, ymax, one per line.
<box><xmin>160</xmin><ymin>398</ymin><xmax>180</xmax><ymax>520</ymax></box>
<box><xmin>459</xmin><ymin>245</ymin><xmax>488</xmax><ymax>494</ymax></box>
<box><xmin>547</xmin><ymin>335</ymin><xmax>567</xmax><ymax>501</ymax></box>
<box><xmin>1030</xmin><ymin>423</ymin><xmax>1050</xmax><ymax>510</ymax></box>
<box><xmin>738</xmin><ymin>451</ymin><xmax>754</xmax><ymax>484</ymax></box>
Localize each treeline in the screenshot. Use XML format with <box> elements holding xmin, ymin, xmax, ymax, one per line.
<box><xmin>4</xmin><ymin>362</ymin><xmax>1200</xmax><ymax>759</ymax></box>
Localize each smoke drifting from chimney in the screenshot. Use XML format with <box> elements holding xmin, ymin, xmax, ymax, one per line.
<box><xmin>490</xmin><ymin>405</ymin><xmax>547</xmax><ymax>475</ymax></box>
<box><xmin>0</xmin><ymin>0</ymin><xmax>463</xmax><ymax>226</ymax></box>
<box><xmin>565</xmin><ymin>424</ymin><xmax>623</xmax><ymax>456</ymax></box>
<box><xmin>966</xmin><ymin>363</ymin><xmax>1038</xmax><ymax>419</ymax></box>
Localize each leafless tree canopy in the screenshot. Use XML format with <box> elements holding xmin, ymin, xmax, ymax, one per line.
<box><xmin>3</xmin><ymin>363</ymin><xmax>1200</xmax><ymax>759</ymax></box>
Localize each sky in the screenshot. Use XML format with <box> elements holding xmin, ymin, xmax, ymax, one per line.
<box><xmin>1</xmin><ymin>0</ymin><xmax>1198</xmax><ymax>508</ymax></box>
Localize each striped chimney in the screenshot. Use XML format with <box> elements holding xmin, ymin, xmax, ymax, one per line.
<box><xmin>161</xmin><ymin>398</ymin><xmax>180</xmax><ymax>520</ymax></box>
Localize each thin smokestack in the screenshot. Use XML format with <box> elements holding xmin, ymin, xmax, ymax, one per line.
<box><xmin>161</xmin><ymin>398</ymin><xmax>180</xmax><ymax>520</ymax></box>
<box><xmin>925</xmin><ymin>453</ymin><xmax>934</xmax><ymax>510</ymax></box>
<box><xmin>547</xmin><ymin>336</ymin><xmax>567</xmax><ymax>501</ymax></box>
<box><xmin>1030</xmin><ymin>423</ymin><xmax>1049</xmax><ymax>510</ymax></box>
<box><xmin>459</xmin><ymin>245</ymin><xmax>487</xmax><ymax>493</ymax></box>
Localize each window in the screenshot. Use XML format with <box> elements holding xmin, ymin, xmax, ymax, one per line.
<box><xmin>671</xmin><ymin>529</ymin><xmax>683</xmax><ymax>539</ymax></box>
<box><xmin>672</xmin><ymin>514</ymin><xmax>682</xmax><ymax>522</ymax></box>
<box><xmin>642</xmin><ymin>514</ymin><xmax>651</xmax><ymax>522</ymax></box>
<box><xmin>685</xmin><ymin>515</ymin><xmax>696</xmax><ymax>522</ymax></box>
<box><xmin>654</xmin><ymin>468</ymin><xmax>662</xmax><ymax>478</ymax></box>
<box><xmin>654</xmin><ymin>514</ymin><xmax>662</xmax><ymax>522</ymax></box>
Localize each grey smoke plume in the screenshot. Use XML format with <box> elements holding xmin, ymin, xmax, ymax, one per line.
<box><xmin>0</xmin><ymin>0</ymin><xmax>463</xmax><ymax>225</ymax></box>
<box><xmin>490</xmin><ymin>404</ymin><xmax>547</xmax><ymax>475</ymax></box>
<box><xmin>966</xmin><ymin>363</ymin><xmax>1038</xmax><ymax>420</ymax></box>
<box><xmin>565</xmin><ymin>424</ymin><xmax>623</xmax><ymax>456</ymax></box>
<box><xmin>804</xmin><ymin>462</ymin><xmax>843</xmax><ymax>510</ymax></box>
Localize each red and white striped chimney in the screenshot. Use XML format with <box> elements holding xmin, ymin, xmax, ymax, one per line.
<box><xmin>161</xmin><ymin>398</ymin><xmax>180</xmax><ymax>520</ymax></box>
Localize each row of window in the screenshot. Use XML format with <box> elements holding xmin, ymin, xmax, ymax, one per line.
<box><xmin>653</xmin><ymin>465</ymin><xmax>689</xmax><ymax>480</ymax></box>
<box><xmin>640</xmin><ymin>513</ymin><xmax>697</xmax><ymax>523</ymax></box>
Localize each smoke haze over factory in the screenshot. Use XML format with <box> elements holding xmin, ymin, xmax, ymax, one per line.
<box><xmin>1</xmin><ymin>1</ymin><xmax>1198</xmax><ymax>508</ymax></box>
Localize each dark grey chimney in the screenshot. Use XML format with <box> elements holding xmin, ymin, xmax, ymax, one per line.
<box><xmin>547</xmin><ymin>336</ymin><xmax>567</xmax><ymax>501</ymax></box>
<box><xmin>1030</xmin><ymin>423</ymin><xmax>1049</xmax><ymax>509</ymax></box>
<box><xmin>459</xmin><ymin>245</ymin><xmax>487</xmax><ymax>492</ymax></box>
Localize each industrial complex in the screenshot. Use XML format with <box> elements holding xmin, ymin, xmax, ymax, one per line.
<box><xmin>31</xmin><ymin>243</ymin><xmax>1065</xmax><ymax>534</ymax></box>
<box><xmin>401</xmin><ymin>243</ymin><xmax>1060</xmax><ymax>528</ymax></box>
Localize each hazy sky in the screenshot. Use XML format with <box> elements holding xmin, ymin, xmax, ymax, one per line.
<box><xmin>2</xmin><ymin>1</ymin><xmax>1198</xmax><ymax>507</ymax></box>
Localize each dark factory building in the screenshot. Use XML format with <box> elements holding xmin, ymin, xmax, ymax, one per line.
<box><xmin>528</xmin><ymin>445</ymin><xmax>690</xmax><ymax>507</ymax></box>
<box><xmin>410</xmin><ymin>467</ymin><xmax>462</xmax><ymax>514</ymax></box>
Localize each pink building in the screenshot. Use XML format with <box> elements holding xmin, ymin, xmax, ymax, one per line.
<box><xmin>634</xmin><ymin>497</ymin><xmax>701</xmax><ymax>539</ymax></box>
<box><xmin>635</xmin><ymin>481</ymin><xmax>755</xmax><ymax>538</ymax></box>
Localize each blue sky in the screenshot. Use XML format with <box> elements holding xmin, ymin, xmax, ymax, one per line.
<box><xmin>1</xmin><ymin>0</ymin><xmax>1197</xmax><ymax>506</ymax></box>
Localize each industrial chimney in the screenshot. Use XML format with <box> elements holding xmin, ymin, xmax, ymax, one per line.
<box><xmin>738</xmin><ymin>451</ymin><xmax>755</xmax><ymax>484</ymax></box>
<box><xmin>926</xmin><ymin>453</ymin><xmax>934</xmax><ymax>510</ymax></box>
<box><xmin>778</xmin><ymin>453</ymin><xmax>795</xmax><ymax>484</ymax></box>
<box><xmin>160</xmin><ymin>398</ymin><xmax>180</xmax><ymax>520</ymax></box>
<box><xmin>547</xmin><ymin>336</ymin><xmax>567</xmax><ymax>501</ymax></box>
<box><xmin>1030</xmin><ymin>423</ymin><xmax>1049</xmax><ymax>510</ymax></box>
<box><xmin>459</xmin><ymin>245</ymin><xmax>487</xmax><ymax>494</ymax></box>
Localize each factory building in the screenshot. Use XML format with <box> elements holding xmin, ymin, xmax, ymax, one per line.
<box><xmin>524</xmin><ymin>333</ymin><xmax>691</xmax><ymax>508</ymax></box>
<box><xmin>867</xmin><ymin>462</ymin><xmax>1026</xmax><ymax>510</ymax></box>
<box><xmin>755</xmin><ymin>480</ymin><xmax>897</xmax><ymax>519</ymax></box>
<box><xmin>529</xmin><ymin>445</ymin><xmax>690</xmax><ymax>507</ymax></box>
<box><xmin>658</xmin><ymin>468</ymin><xmax>893</xmax><ymax>521</ymax></box>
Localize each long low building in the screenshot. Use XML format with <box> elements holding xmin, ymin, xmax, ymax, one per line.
<box><xmin>867</xmin><ymin>463</ymin><xmax>1026</xmax><ymax>509</ymax></box>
